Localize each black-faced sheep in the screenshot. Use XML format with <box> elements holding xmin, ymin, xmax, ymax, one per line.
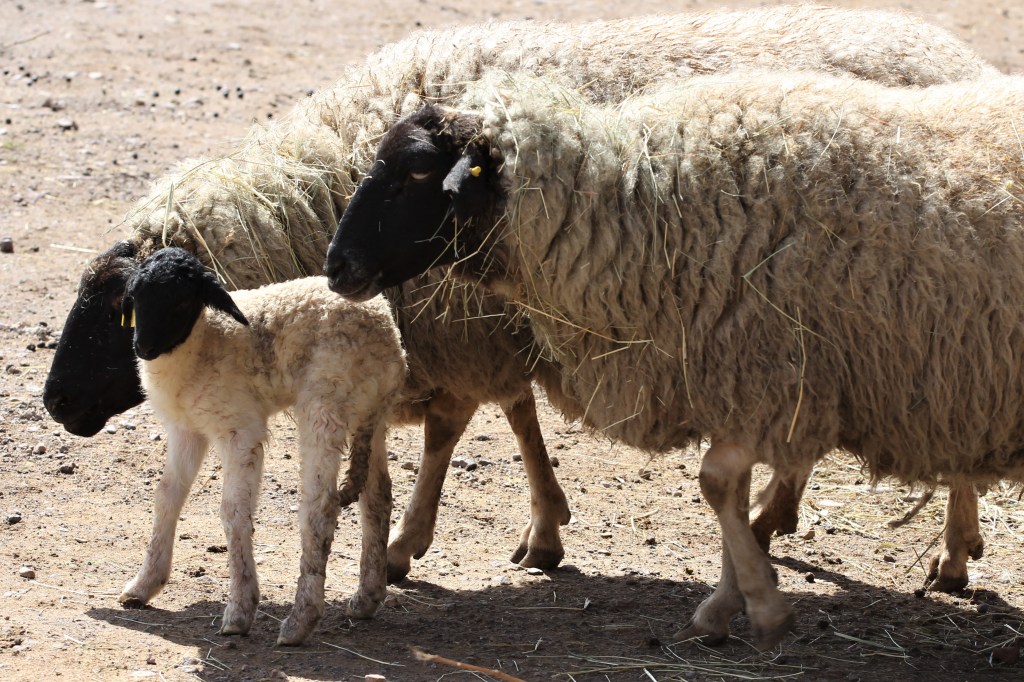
<box><xmin>326</xmin><ymin>70</ymin><xmax>1024</xmax><ymax>649</ymax></box>
<box><xmin>43</xmin><ymin>6</ymin><xmax>995</xmax><ymax>587</ymax></box>
<box><xmin>120</xmin><ymin>247</ymin><xmax>405</xmax><ymax>645</ymax></box>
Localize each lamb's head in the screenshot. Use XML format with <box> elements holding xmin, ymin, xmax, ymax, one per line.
<box><xmin>325</xmin><ymin>103</ymin><xmax>502</xmax><ymax>302</ymax></box>
<box><xmin>44</xmin><ymin>240</ymin><xmax>147</xmax><ymax>437</ymax></box>
<box><xmin>124</xmin><ymin>247</ymin><xmax>249</xmax><ymax>361</ymax></box>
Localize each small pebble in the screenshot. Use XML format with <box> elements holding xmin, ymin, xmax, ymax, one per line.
<box><xmin>638</xmin><ymin>467</ymin><xmax>651</xmax><ymax>480</ymax></box>
<box><xmin>526</xmin><ymin>567</ymin><xmax>544</xmax><ymax>575</ymax></box>
<box><xmin>386</xmin><ymin>451</ymin><xmax>398</xmax><ymax>461</ymax></box>
<box><xmin>146</xmin><ymin>654</ymin><xmax>156</xmax><ymax>665</ymax></box>
<box><xmin>149</xmin><ymin>433</ymin><xmax>162</xmax><ymax>442</ymax></box>
<box><xmin>474</xmin><ymin>434</ymin><xmax>492</xmax><ymax>442</ymax></box>
<box><xmin>365</xmin><ymin>675</ymin><xmax>387</xmax><ymax>682</ymax></box>
<box><xmin>805</xmin><ymin>572</ymin><xmax>815</xmax><ymax>583</ymax></box>
<box><xmin>491</xmin><ymin>575</ymin><xmax>511</xmax><ymax>586</ymax></box>
<box><xmin>55</xmin><ymin>118</ymin><xmax>78</xmax><ymax>131</ymax></box>
<box><xmin>914</xmin><ymin>587</ymin><xmax>927</xmax><ymax>598</ymax></box>
<box><xmin>58</xmin><ymin>462</ymin><xmax>76</xmax><ymax>474</ymax></box>
<box><xmin>0</xmin><ymin>237</ymin><xmax>13</xmax><ymax>253</ymax></box>
<box><xmin>7</xmin><ymin>512</ymin><xmax>22</xmax><ymax>525</ymax></box>
<box><xmin>512</xmin><ymin>453</ymin><xmax>522</xmax><ymax>462</ymax></box>
<box><xmin>32</xmin><ymin>444</ymin><xmax>46</xmax><ymax>455</ymax></box>
<box><xmin>882</xmin><ymin>554</ymin><xmax>896</xmax><ymax>563</ymax></box>
<box><xmin>400</xmin><ymin>461</ymin><xmax>417</xmax><ymax>472</ymax></box>
<box><xmin>451</xmin><ymin>456</ymin><xmax>477</xmax><ymax>471</ymax></box>
<box><xmin>104</xmin><ymin>424</ymin><xmax>117</xmax><ymax>434</ymax></box>
<box><xmin>549</xmin><ymin>456</ymin><xmax>559</xmax><ymax>467</ymax></box>
<box><xmin>18</xmin><ymin>566</ymin><xmax>35</xmax><ymax>579</ymax></box>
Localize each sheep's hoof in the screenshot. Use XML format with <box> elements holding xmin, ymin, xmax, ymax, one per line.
<box><xmin>346</xmin><ymin>592</ymin><xmax>382</xmax><ymax>619</ymax></box>
<box><xmin>674</xmin><ymin>619</ymin><xmax>730</xmax><ymax>647</ymax></box>
<box><xmin>386</xmin><ymin>556</ymin><xmax>413</xmax><ymax>584</ymax></box>
<box><xmin>749</xmin><ymin>606</ymin><xmax>795</xmax><ymax>652</ymax></box>
<box><xmin>513</xmin><ymin>544</ymin><xmax>564</xmax><ymax>570</ymax></box>
<box><xmin>926</xmin><ymin>556</ymin><xmax>969</xmax><ymax>593</ymax></box>
<box><xmin>219</xmin><ymin>603</ymin><xmax>255</xmax><ymax>636</ymax></box>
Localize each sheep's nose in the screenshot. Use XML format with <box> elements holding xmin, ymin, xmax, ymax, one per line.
<box><xmin>43</xmin><ymin>389</ymin><xmax>69</xmax><ymax>419</ymax></box>
<box><xmin>134</xmin><ymin>341</ymin><xmax>157</xmax><ymax>361</ymax></box>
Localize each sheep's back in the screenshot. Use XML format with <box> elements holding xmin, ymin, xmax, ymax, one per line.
<box><xmin>479</xmin><ymin>72</ymin><xmax>1024</xmax><ymax>484</ymax></box>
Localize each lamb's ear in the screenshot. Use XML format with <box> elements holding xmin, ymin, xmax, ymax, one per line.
<box><xmin>200</xmin><ymin>270</ymin><xmax>249</xmax><ymax>326</ymax></box>
<box><xmin>443</xmin><ymin>151</ymin><xmax>492</xmax><ymax>223</ymax></box>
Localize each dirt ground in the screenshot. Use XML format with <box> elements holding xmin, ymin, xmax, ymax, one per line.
<box><xmin>2</xmin><ymin>1</ymin><xmax>1024</xmax><ymax>680</ymax></box>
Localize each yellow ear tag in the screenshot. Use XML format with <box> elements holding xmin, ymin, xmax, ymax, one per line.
<box><xmin>130</xmin><ymin>309</ymin><xmax>136</xmax><ymax>328</ymax></box>
<box><xmin>469</xmin><ymin>166</ymin><xmax>482</xmax><ymax>177</ymax></box>
<box><xmin>120</xmin><ymin>313</ymin><xmax>126</xmax><ymax>328</ymax></box>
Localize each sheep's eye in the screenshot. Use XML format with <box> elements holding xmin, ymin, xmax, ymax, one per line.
<box><xmin>409</xmin><ymin>170</ymin><xmax>432</xmax><ymax>182</ymax></box>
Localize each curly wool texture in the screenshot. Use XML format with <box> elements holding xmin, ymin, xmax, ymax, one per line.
<box><xmin>467</xmin><ymin>71</ymin><xmax>1024</xmax><ymax>486</ymax></box>
<box><xmin>121</xmin><ymin>5</ymin><xmax>995</xmax><ymax>289</ymax></box>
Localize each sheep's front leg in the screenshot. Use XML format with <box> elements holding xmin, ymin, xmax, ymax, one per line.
<box><xmin>277</xmin><ymin>407</ymin><xmax>345</xmax><ymax>646</ymax></box>
<box><xmin>927</xmin><ymin>484</ymin><xmax>984</xmax><ymax>593</ymax></box>
<box><xmin>348</xmin><ymin>421</ymin><xmax>392</xmax><ymax>618</ymax></box>
<box><xmin>217</xmin><ymin>431</ymin><xmax>265</xmax><ymax>636</ymax></box>
<box><xmin>503</xmin><ymin>392</ymin><xmax>571</xmax><ymax>569</ymax></box>
<box><xmin>387</xmin><ymin>392</ymin><xmax>476</xmax><ymax>582</ymax></box>
<box><xmin>750</xmin><ymin>462</ymin><xmax>812</xmax><ymax>552</ymax></box>
<box><xmin>677</xmin><ymin>442</ymin><xmax>793</xmax><ymax>651</ymax></box>
<box><xmin>120</xmin><ymin>427</ymin><xmax>208</xmax><ymax>606</ymax></box>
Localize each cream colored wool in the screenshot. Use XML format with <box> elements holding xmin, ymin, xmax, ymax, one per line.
<box><xmin>122</xmin><ymin>5</ymin><xmax>995</xmax><ymax>287</ymax></box>
<box><xmin>459</xmin><ymin>71</ymin><xmax>1024</xmax><ymax>486</ymax></box>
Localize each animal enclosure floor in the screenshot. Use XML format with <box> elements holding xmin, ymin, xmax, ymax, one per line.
<box><xmin>1</xmin><ymin>0</ymin><xmax>1023</xmax><ymax>680</ymax></box>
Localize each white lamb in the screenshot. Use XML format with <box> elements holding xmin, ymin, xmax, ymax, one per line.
<box><xmin>118</xmin><ymin>247</ymin><xmax>406</xmax><ymax>646</ymax></box>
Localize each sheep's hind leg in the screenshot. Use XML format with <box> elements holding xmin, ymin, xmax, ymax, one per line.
<box><xmin>927</xmin><ymin>484</ymin><xmax>983</xmax><ymax>593</ymax></box>
<box><xmin>387</xmin><ymin>392</ymin><xmax>477</xmax><ymax>583</ymax></box>
<box><xmin>750</xmin><ymin>463</ymin><xmax>812</xmax><ymax>553</ymax></box>
<box><xmin>120</xmin><ymin>427</ymin><xmax>208</xmax><ymax>606</ymax></box>
<box><xmin>217</xmin><ymin>431</ymin><xmax>265</xmax><ymax>636</ymax></box>
<box><xmin>677</xmin><ymin>442</ymin><xmax>793</xmax><ymax>651</ymax></box>
<box><xmin>278</xmin><ymin>406</ymin><xmax>346</xmax><ymax>646</ymax></box>
<box><xmin>503</xmin><ymin>391</ymin><xmax>571</xmax><ymax>569</ymax></box>
<box><xmin>348</xmin><ymin>420</ymin><xmax>392</xmax><ymax>618</ymax></box>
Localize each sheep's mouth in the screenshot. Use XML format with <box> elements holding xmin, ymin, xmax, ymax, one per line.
<box><xmin>330</xmin><ymin>272</ymin><xmax>384</xmax><ymax>303</ymax></box>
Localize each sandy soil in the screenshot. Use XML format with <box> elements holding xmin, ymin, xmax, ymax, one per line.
<box><xmin>2</xmin><ymin>1</ymin><xmax>1023</xmax><ymax>680</ymax></box>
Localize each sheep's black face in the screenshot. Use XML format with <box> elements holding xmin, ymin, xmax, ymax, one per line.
<box><xmin>43</xmin><ymin>241</ymin><xmax>146</xmax><ymax>437</ymax></box>
<box><xmin>124</xmin><ymin>248</ymin><xmax>210</xmax><ymax>361</ymax></box>
<box><xmin>326</xmin><ymin>105</ymin><xmax>496</xmax><ymax>302</ymax></box>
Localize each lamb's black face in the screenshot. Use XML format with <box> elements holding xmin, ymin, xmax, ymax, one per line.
<box><xmin>326</xmin><ymin>111</ymin><xmax>463</xmax><ymax>302</ymax></box>
<box><xmin>43</xmin><ymin>241</ymin><xmax>146</xmax><ymax>437</ymax></box>
<box><xmin>124</xmin><ymin>248</ymin><xmax>210</xmax><ymax>361</ymax></box>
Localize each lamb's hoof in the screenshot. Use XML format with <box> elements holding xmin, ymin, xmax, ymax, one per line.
<box><xmin>512</xmin><ymin>544</ymin><xmax>564</xmax><ymax>570</ymax></box>
<box><xmin>750</xmin><ymin>607</ymin><xmax>796</xmax><ymax>651</ymax></box>
<box><xmin>277</xmin><ymin>616</ymin><xmax>314</xmax><ymax>647</ymax></box>
<box><xmin>346</xmin><ymin>592</ymin><xmax>382</xmax><ymax>619</ymax></box>
<box><xmin>118</xmin><ymin>593</ymin><xmax>148</xmax><ymax>608</ymax></box>
<box><xmin>219</xmin><ymin>604</ymin><xmax>255</xmax><ymax>636</ymax></box>
<box><xmin>674</xmin><ymin>619</ymin><xmax>730</xmax><ymax>647</ymax></box>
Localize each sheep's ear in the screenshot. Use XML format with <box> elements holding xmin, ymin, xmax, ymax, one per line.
<box><xmin>443</xmin><ymin>152</ymin><xmax>491</xmax><ymax>223</ymax></box>
<box><xmin>201</xmin><ymin>271</ymin><xmax>249</xmax><ymax>326</ymax></box>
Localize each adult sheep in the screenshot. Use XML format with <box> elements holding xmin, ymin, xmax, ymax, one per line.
<box><xmin>122</xmin><ymin>247</ymin><xmax>405</xmax><ymax>645</ymax></box>
<box><xmin>44</xmin><ymin>6</ymin><xmax>993</xmax><ymax>587</ymax></box>
<box><xmin>325</xmin><ymin>70</ymin><xmax>1024</xmax><ymax>650</ymax></box>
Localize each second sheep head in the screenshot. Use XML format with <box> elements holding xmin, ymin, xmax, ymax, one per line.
<box><xmin>325</xmin><ymin>103</ymin><xmax>502</xmax><ymax>302</ymax></box>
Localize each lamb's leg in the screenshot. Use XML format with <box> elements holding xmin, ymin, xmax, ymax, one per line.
<box><xmin>677</xmin><ymin>442</ymin><xmax>794</xmax><ymax>651</ymax></box>
<box><xmin>750</xmin><ymin>463</ymin><xmax>812</xmax><ymax>553</ymax></box>
<box><xmin>502</xmin><ymin>392</ymin><xmax>571</xmax><ymax>569</ymax></box>
<box><xmin>387</xmin><ymin>392</ymin><xmax>477</xmax><ymax>583</ymax></box>
<box><xmin>348</xmin><ymin>420</ymin><xmax>392</xmax><ymax>618</ymax></box>
<box><xmin>217</xmin><ymin>430</ymin><xmax>265</xmax><ymax>636</ymax></box>
<box><xmin>926</xmin><ymin>484</ymin><xmax>984</xmax><ymax>593</ymax></box>
<box><xmin>120</xmin><ymin>427</ymin><xmax>208</xmax><ymax>606</ymax></box>
<box><xmin>277</xmin><ymin>405</ymin><xmax>347</xmax><ymax>646</ymax></box>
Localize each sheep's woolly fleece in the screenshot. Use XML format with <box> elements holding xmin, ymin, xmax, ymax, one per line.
<box><xmin>459</xmin><ymin>71</ymin><xmax>1024</xmax><ymax>486</ymax></box>
<box><xmin>118</xmin><ymin>4</ymin><xmax>994</xmax><ymax>288</ymax></box>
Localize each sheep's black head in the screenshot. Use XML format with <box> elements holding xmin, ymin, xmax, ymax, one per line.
<box><xmin>124</xmin><ymin>247</ymin><xmax>248</xmax><ymax>361</ymax></box>
<box><xmin>326</xmin><ymin>103</ymin><xmax>501</xmax><ymax>302</ymax></box>
<box><xmin>44</xmin><ymin>240</ymin><xmax>146</xmax><ymax>437</ymax></box>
